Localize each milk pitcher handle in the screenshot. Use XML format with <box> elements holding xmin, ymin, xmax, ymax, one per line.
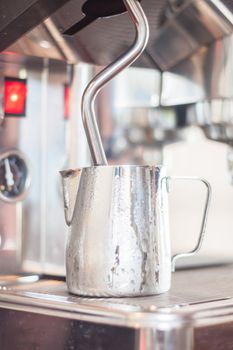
<box><xmin>165</xmin><ymin>176</ymin><xmax>211</xmax><ymax>272</ymax></box>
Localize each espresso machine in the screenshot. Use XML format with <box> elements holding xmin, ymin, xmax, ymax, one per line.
<box><xmin>0</xmin><ymin>0</ymin><xmax>233</xmax><ymax>349</ymax></box>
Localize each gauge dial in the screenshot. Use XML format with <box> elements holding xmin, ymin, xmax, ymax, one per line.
<box><xmin>0</xmin><ymin>150</ymin><xmax>31</xmax><ymax>202</ymax></box>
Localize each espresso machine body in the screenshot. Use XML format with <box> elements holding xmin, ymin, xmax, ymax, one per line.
<box><xmin>1</xmin><ymin>1</ymin><xmax>233</xmax><ymax>350</ymax></box>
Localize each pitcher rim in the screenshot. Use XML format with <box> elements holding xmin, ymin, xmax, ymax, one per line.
<box><xmin>60</xmin><ymin>164</ymin><xmax>165</xmax><ymax>174</ymax></box>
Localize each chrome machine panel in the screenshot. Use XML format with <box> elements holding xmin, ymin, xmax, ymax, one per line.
<box><xmin>0</xmin><ymin>55</ymin><xmax>72</xmax><ymax>275</ymax></box>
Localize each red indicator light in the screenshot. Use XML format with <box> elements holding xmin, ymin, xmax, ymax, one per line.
<box><xmin>64</xmin><ymin>85</ymin><xmax>70</xmax><ymax>120</ymax></box>
<box><xmin>4</xmin><ymin>78</ymin><xmax>27</xmax><ymax>117</ymax></box>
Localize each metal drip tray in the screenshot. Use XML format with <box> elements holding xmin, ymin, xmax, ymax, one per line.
<box><xmin>1</xmin><ymin>265</ymin><xmax>233</xmax><ymax>349</ymax></box>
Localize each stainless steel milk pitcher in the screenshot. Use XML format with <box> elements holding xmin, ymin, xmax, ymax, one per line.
<box><xmin>60</xmin><ymin>0</ymin><xmax>211</xmax><ymax>297</ymax></box>
<box><xmin>61</xmin><ymin>165</ymin><xmax>211</xmax><ymax>297</ymax></box>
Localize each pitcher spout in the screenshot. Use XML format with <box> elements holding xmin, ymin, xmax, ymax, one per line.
<box><xmin>60</xmin><ymin>169</ymin><xmax>82</xmax><ymax>226</ymax></box>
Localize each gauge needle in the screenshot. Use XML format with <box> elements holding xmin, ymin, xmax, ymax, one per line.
<box><xmin>4</xmin><ymin>158</ymin><xmax>14</xmax><ymax>187</ymax></box>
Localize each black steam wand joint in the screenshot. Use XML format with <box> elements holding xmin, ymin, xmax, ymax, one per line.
<box><xmin>63</xmin><ymin>0</ymin><xmax>142</xmax><ymax>35</ymax></box>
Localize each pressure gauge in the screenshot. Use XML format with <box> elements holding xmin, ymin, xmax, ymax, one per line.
<box><xmin>0</xmin><ymin>150</ymin><xmax>31</xmax><ymax>202</ymax></box>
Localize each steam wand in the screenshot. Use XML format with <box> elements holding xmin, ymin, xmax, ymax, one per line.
<box><xmin>81</xmin><ymin>0</ymin><xmax>149</xmax><ymax>165</ymax></box>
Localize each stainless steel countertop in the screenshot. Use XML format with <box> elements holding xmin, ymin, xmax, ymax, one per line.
<box><xmin>1</xmin><ymin>264</ymin><xmax>233</xmax><ymax>329</ymax></box>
